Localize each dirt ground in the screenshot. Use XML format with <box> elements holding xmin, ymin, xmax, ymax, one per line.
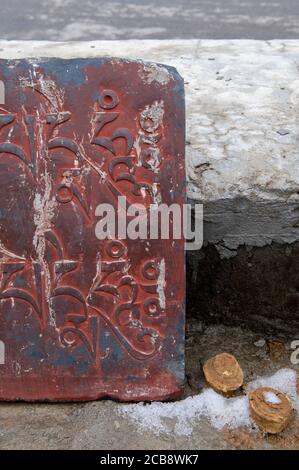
<box><xmin>0</xmin><ymin>322</ymin><xmax>297</xmax><ymax>450</ymax></box>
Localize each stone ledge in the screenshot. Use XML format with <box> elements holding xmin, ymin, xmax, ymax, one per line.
<box><xmin>1</xmin><ymin>39</ymin><xmax>298</xmax><ymax>253</ymax></box>
<box><xmin>0</xmin><ymin>39</ymin><xmax>298</xmax><ymax>201</ymax></box>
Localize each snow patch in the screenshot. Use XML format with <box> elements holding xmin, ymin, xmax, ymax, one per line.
<box><xmin>118</xmin><ymin>368</ymin><xmax>298</xmax><ymax>436</ymax></box>
<box><xmin>263</xmin><ymin>391</ymin><xmax>281</xmax><ymax>405</ymax></box>
<box><xmin>246</xmin><ymin>368</ymin><xmax>298</xmax><ymax>405</ymax></box>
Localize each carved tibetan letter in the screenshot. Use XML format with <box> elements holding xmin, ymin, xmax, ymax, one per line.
<box><xmin>0</xmin><ymin>58</ymin><xmax>185</xmax><ymax>401</ymax></box>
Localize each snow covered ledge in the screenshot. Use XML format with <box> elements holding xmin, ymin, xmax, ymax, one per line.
<box><xmin>1</xmin><ymin>39</ymin><xmax>298</xmax><ymax>331</ymax></box>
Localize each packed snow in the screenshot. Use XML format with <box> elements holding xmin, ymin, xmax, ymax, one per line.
<box><xmin>263</xmin><ymin>391</ymin><xmax>281</xmax><ymax>405</ymax></box>
<box><xmin>118</xmin><ymin>368</ymin><xmax>298</xmax><ymax>436</ymax></box>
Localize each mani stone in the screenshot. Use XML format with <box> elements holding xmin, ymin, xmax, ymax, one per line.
<box><xmin>0</xmin><ymin>58</ymin><xmax>185</xmax><ymax>401</ymax></box>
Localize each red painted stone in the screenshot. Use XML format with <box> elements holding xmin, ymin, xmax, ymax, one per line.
<box><xmin>0</xmin><ymin>58</ymin><xmax>185</xmax><ymax>401</ymax></box>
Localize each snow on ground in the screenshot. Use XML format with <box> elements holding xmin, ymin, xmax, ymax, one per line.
<box><xmin>246</xmin><ymin>368</ymin><xmax>298</xmax><ymax>403</ymax></box>
<box><xmin>118</xmin><ymin>368</ymin><xmax>298</xmax><ymax>437</ymax></box>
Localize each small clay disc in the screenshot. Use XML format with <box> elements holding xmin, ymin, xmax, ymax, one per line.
<box><xmin>249</xmin><ymin>387</ymin><xmax>292</xmax><ymax>434</ymax></box>
<box><xmin>203</xmin><ymin>352</ymin><xmax>244</xmax><ymax>396</ymax></box>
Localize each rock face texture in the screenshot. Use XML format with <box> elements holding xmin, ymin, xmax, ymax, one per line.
<box><xmin>0</xmin><ymin>39</ymin><xmax>298</xmax><ymax>332</ymax></box>
<box><xmin>0</xmin><ymin>56</ymin><xmax>185</xmax><ymax>401</ymax></box>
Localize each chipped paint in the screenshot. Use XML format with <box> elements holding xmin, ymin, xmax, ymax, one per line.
<box><xmin>33</xmin><ymin>171</ymin><xmax>57</xmax><ymax>327</ymax></box>
<box><xmin>140</xmin><ymin>100</ymin><xmax>164</xmax><ymax>134</ymax></box>
<box><xmin>142</xmin><ymin>63</ymin><xmax>171</xmax><ymax>85</ymax></box>
<box><xmin>157</xmin><ymin>258</ymin><xmax>166</xmax><ymax>309</ymax></box>
<box><xmin>0</xmin><ymin>241</ymin><xmax>26</xmax><ymax>261</ymax></box>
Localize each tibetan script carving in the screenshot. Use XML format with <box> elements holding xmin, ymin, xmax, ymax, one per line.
<box><xmin>0</xmin><ymin>58</ymin><xmax>185</xmax><ymax>401</ymax></box>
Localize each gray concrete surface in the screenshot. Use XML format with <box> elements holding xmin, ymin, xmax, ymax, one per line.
<box><xmin>1</xmin><ymin>0</ymin><xmax>299</xmax><ymax>41</ymax></box>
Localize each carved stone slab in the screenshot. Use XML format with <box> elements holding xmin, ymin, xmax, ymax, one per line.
<box><xmin>0</xmin><ymin>58</ymin><xmax>185</xmax><ymax>401</ymax></box>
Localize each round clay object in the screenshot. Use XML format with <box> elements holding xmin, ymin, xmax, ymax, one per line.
<box><xmin>203</xmin><ymin>352</ymin><xmax>244</xmax><ymax>396</ymax></box>
<box><xmin>249</xmin><ymin>387</ymin><xmax>292</xmax><ymax>434</ymax></box>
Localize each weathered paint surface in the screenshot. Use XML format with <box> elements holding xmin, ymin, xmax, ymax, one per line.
<box><xmin>0</xmin><ymin>58</ymin><xmax>185</xmax><ymax>401</ymax></box>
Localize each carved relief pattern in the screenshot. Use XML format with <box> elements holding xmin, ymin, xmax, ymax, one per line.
<box><xmin>0</xmin><ymin>78</ymin><xmax>165</xmax><ymax>366</ymax></box>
